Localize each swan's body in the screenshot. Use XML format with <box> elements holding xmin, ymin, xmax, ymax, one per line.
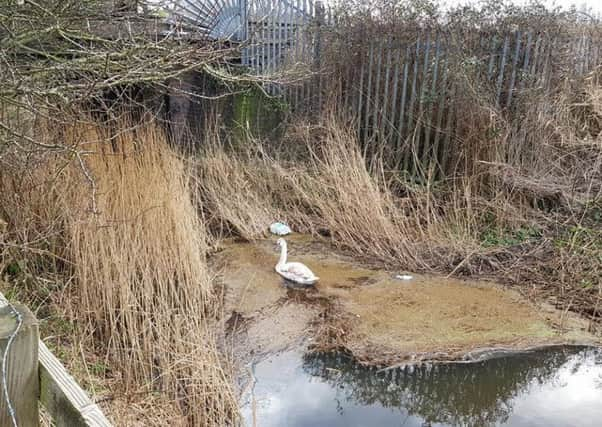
<box><xmin>275</xmin><ymin>238</ymin><xmax>319</xmax><ymax>285</ymax></box>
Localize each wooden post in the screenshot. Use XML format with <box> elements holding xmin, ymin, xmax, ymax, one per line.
<box><xmin>0</xmin><ymin>292</ymin><xmax>111</xmax><ymax>426</ymax></box>
<box><xmin>39</xmin><ymin>341</ymin><xmax>112</xmax><ymax>427</ymax></box>
<box><xmin>495</xmin><ymin>34</ymin><xmax>510</xmax><ymax>107</ymax></box>
<box><xmin>506</xmin><ymin>31</ymin><xmax>522</xmax><ymax>109</ymax></box>
<box><xmin>396</xmin><ymin>46</ymin><xmax>410</xmax><ymax>156</ymax></box>
<box><xmin>0</xmin><ymin>302</ymin><xmax>39</xmax><ymax>427</ymax></box>
<box><xmin>371</xmin><ymin>40</ymin><xmax>384</xmax><ymax>144</ymax></box>
<box><xmin>403</xmin><ymin>37</ymin><xmax>421</xmax><ymax>173</ymax></box>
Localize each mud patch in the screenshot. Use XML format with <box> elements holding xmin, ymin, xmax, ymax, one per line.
<box><xmin>245</xmin><ymin>303</ymin><xmax>318</xmax><ymax>355</ymax></box>
<box><xmin>213</xmin><ymin>236</ymin><xmax>600</xmax><ymax>367</ymax></box>
<box><xmin>335</xmin><ymin>277</ymin><xmax>588</xmax><ymax>364</ymax></box>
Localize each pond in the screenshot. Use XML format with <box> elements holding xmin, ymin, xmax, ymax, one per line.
<box><xmin>242</xmin><ymin>346</ymin><xmax>602</xmax><ymax>427</ymax></box>
<box><xmin>217</xmin><ymin>237</ymin><xmax>597</xmax><ymax>365</ymax></box>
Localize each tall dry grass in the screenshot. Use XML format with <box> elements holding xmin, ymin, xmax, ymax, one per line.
<box><xmin>197</xmin><ymin>66</ymin><xmax>601</xmax><ymax>284</ymax></box>
<box><xmin>1</xmin><ymin>120</ymin><xmax>238</xmax><ymax>425</ymax></box>
<box><xmin>197</xmin><ymin>115</ymin><xmax>448</xmax><ymax>270</ymax></box>
<box><xmin>196</xmin><ymin>132</ymin><xmax>286</xmax><ymax>240</ymax></box>
<box><xmin>287</xmin><ymin>121</ymin><xmax>434</xmax><ymax>268</ymax></box>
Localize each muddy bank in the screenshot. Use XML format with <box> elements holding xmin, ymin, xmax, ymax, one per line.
<box><xmin>212</xmin><ymin>235</ymin><xmax>599</xmax><ymax>367</ymax></box>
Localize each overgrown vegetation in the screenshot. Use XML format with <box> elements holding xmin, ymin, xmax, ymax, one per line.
<box><xmin>0</xmin><ymin>0</ymin><xmax>601</xmax><ymax>425</ymax></box>
<box><xmin>1</xmin><ymin>120</ymin><xmax>238</xmax><ymax>424</ymax></box>
<box><xmin>1</xmin><ymin>1</ymin><xmax>242</xmax><ymax>424</ymax></box>
<box><xmin>197</xmin><ymin>64</ymin><xmax>601</xmax><ymax>326</ymax></box>
<box><xmin>195</xmin><ymin>0</ymin><xmax>602</xmax><ymax>332</ymax></box>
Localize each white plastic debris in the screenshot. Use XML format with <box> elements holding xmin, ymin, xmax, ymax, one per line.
<box><xmin>395</xmin><ymin>274</ymin><xmax>414</xmax><ymax>281</ymax></box>
<box><xmin>269</xmin><ymin>222</ymin><xmax>292</xmax><ymax>236</ymax></box>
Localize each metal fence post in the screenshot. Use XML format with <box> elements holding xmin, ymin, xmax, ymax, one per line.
<box><xmin>314</xmin><ymin>1</ymin><xmax>325</xmax><ymax>112</ymax></box>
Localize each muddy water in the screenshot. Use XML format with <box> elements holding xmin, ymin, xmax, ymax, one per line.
<box><xmin>216</xmin><ymin>237</ymin><xmax>602</xmax><ymax>426</ymax></box>
<box><xmin>215</xmin><ymin>236</ymin><xmax>596</xmax><ymax>364</ymax></box>
<box><xmin>242</xmin><ymin>346</ymin><xmax>602</xmax><ymax>427</ymax></box>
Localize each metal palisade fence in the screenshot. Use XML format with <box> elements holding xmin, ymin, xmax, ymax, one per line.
<box><xmin>326</xmin><ymin>26</ymin><xmax>602</xmax><ymax>178</ymax></box>
<box><xmin>170</xmin><ymin>1</ymin><xmax>602</xmax><ymax>177</ymax></box>
<box><xmin>284</xmin><ymin>21</ymin><xmax>601</xmax><ymax>178</ymax></box>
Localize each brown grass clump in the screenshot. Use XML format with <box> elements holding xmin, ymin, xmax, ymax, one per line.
<box><xmin>1</xmin><ymin>119</ymin><xmax>238</xmax><ymax>425</ymax></box>
<box><xmin>287</xmin><ymin>120</ymin><xmax>430</xmax><ymax>269</ymax></box>
<box><xmin>196</xmin><ymin>135</ymin><xmax>285</xmax><ymax>240</ymax></box>
<box><xmin>195</xmin><ymin>65</ymin><xmax>601</xmax><ymax>324</ymax></box>
<box><xmin>197</xmin><ymin>117</ymin><xmax>443</xmax><ymax>270</ymax></box>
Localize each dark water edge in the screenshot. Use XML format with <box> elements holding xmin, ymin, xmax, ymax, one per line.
<box><xmin>242</xmin><ymin>346</ymin><xmax>602</xmax><ymax>427</ymax></box>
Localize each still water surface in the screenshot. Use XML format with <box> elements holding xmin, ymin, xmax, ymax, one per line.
<box><xmin>242</xmin><ymin>346</ymin><xmax>602</xmax><ymax>427</ymax></box>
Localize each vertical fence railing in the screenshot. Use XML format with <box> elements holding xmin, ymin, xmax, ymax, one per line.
<box><xmin>243</xmin><ymin>0</ymin><xmax>322</xmax><ymax>107</ymax></box>
<box><xmin>235</xmin><ymin>2</ymin><xmax>602</xmax><ymax>178</ymax></box>
<box><xmin>300</xmin><ymin>27</ymin><xmax>601</xmax><ymax>178</ymax></box>
<box><xmin>243</xmin><ymin>0</ymin><xmax>315</xmax><ymax>97</ymax></box>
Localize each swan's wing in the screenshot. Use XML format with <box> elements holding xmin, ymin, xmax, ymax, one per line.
<box><xmin>281</xmin><ymin>262</ymin><xmax>317</xmax><ymax>280</ymax></box>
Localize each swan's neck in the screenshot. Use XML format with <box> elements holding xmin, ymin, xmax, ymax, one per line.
<box><xmin>277</xmin><ymin>243</ymin><xmax>287</xmax><ymax>267</ymax></box>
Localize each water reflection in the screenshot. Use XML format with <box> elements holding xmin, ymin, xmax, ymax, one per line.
<box><xmin>243</xmin><ymin>346</ymin><xmax>602</xmax><ymax>427</ymax></box>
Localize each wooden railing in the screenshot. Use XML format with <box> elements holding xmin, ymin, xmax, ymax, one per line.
<box><xmin>0</xmin><ymin>294</ymin><xmax>112</xmax><ymax>426</ymax></box>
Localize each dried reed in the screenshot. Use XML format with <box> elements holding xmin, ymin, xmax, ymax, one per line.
<box><xmin>1</xmin><ymin>119</ymin><xmax>238</xmax><ymax>425</ymax></box>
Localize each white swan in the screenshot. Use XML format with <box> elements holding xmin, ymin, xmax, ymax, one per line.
<box><xmin>275</xmin><ymin>238</ymin><xmax>319</xmax><ymax>285</ymax></box>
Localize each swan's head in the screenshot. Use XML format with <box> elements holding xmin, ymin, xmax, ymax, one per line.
<box><xmin>276</xmin><ymin>238</ymin><xmax>286</xmax><ymax>248</ymax></box>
